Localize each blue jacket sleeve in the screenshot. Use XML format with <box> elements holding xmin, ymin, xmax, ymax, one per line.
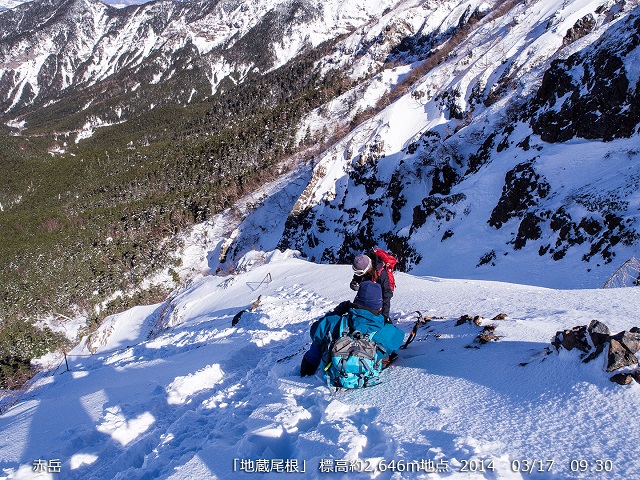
<box><xmin>310</xmin><ymin>313</ymin><xmax>341</xmax><ymax>348</ymax></box>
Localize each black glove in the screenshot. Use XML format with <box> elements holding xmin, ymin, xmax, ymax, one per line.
<box><xmin>300</xmin><ymin>357</ymin><xmax>319</xmax><ymax>377</ymax></box>
<box><xmin>350</xmin><ymin>279</ymin><xmax>360</xmax><ymax>291</ymax></box>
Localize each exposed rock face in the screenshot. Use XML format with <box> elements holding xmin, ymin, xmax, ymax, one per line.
<box><xmin>563</xmin><ymin>14</ymin><xmax>597</xmax><ymax>46</ymax></box>
<box><xmin>531</xmin><ymin>11</ymin><xmax>640</xmax><ymax>142</ymax></box>
<box><xmin>261</xmin><ymin>4</ymin><xmax>640</xmax><ymax>286</ymax></box>
<box><xmin>488</xmin><ymin>161</ymin><xmax>550</xmax><ymax>229</ymax></box>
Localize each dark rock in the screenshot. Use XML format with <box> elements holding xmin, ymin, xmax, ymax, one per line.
<box><xmin>552</xmin><ymin>326</ymin><xmax>590</xmax><ymax>353</ymax></box>
<box><xmin>475</xmin><ymin>325</ymin><xmax>499</xmax><ymax>344</ymax></box>
<box><xmin>412</xmin><ymin>193</ymin><xmax>466</xmax><ymax>230</ymax></box>
<box><xmin>514</xmin><ymin>213</ymin><xmax>543</xmax><ymax>250</ymax></box>
<box><xmin>610</xmin><ymin>373</ymin><xmax>633</xmax><ymax>385</ymax></box>
<box><xmin>430</xmin><ymin>164</ymin><xmax>461</xmax><ymax>196</ymax></box>
<box><xmin>587</xmin><ymin>319</ymin><xmax>610</xmax><ymax>349</ymax></box>
<box><xmin>231</xmin><ymin>309</ymin><xmax>247</xmax><ymax>326</ymax></box>
<box><xmin>563</xmin><ymin>14</ymin><xmax>596</xmax><ymax>46</ymax></box>
<box><xmin>441</xmin><ymin>229</ymin><xmax>454</xmax><ymax>241</ymax></box>
<box><xmin>531</xmin><ymin>11</ymin><xmax>640</xmax><ymax>142</ymax></box>
<box><xmin>492</xmin><ymin>313</ymin><xmax>508</xmax><ymax>320</ymax></box>
<box><xmin>473</xmin><ymin>316</ymin><xmax>483</xmax><ymax>326</ymax></box>
<box><xmin>477</xmin><ymin>333</ymin><xmax>499</xmax><ymax>344</ymax></box>
<box><xmin>607</xmin><ymin>339</ymin><xmax>639</xmax><ymax>372</ymax></box>
<box><xmin>612</xmin><ymin>331</ymin><xmax>640</xmax><ymax>354</ymax></box>
<box><xmin>582</xmin><ymin>345</ymin><xmax>605</xmax><ymax>364</ymax></box>
<box><xmin>456</xmin><ymin>314</ymin><xmax>474</xmax><ymax>326</ymax></box>
<box><xmin>477</xmin><ymin>250</ymin><xmax>496</xmax><ymax>267</ymax></box>
<box><xmin>481</xmin><ymin>325</ymin><xmax>497</xmax><ymax>334</ymax></box>
<box><xmin>488</xmin><ymin>161</ymin><xmax>550</xmax><ymax>229</ymax></box>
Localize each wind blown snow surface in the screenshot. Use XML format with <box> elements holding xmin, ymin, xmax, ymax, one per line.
<box><xmin>1</xmin><ymin>251</ymin><xmax>640</xmax><ymax>479</ymax></box>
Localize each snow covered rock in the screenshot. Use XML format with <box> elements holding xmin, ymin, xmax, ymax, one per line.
<box><xmin>552</xmin><ymin>320</ymin><xmax>640</xmax><ymax>377</ymax></box>
<box><xmin>531</xmin><ymin>9</ymin><xmax>640</xmax><ymax>142</ymax></box>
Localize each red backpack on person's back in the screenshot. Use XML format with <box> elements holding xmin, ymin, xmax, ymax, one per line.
<box><xmin>372</xmin><ymin>247</ymin><xmax>397</xmax><ymax>291</ymax></box>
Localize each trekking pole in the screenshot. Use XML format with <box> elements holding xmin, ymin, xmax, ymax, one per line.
<box><xmin>62</xmin><ymin>348</ymin><xmax>70</xmax><ymax>372</ymax></box>
<box><xmin>400</xmin><ymin>311</ymin><xmax>429</xmax><ymax>349</ymax></box>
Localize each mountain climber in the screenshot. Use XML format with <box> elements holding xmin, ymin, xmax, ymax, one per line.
<box><xmin>300</xmin><ymin>281</ymin><xmax>404</xmax><ymax>378</ymax></box>
<box><xmin>350</xmin><ymin>251</ymin><xmax>395</xmax><ymax>322</ymax></box>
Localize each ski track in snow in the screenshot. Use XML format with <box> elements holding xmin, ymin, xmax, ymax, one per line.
<box><xmin>2</xmin><ymin>254</ymin><xmax>640</xmax><ymax>479</ymax></box>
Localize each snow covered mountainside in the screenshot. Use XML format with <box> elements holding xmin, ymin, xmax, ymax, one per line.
<box><xmin>2</xmin><ymin>252</ymin><xmax>640</xmax><ymax>479</ymax></box>
<box><xmin>0</xmin><ymin>0</ymin><xmax>149</xmax><ymax>10</ymax></box>
<box><xmin>0</xmin><ymin>0</ymin><xmax>395</xmax><ymax>128</ymax></box>
<box><xmin>0</xmin><ymin>0</ymin><xmax>23</xmax><ymax>11</ymax></box>
<box><xmin>2</xmin><ymin>1</ymin><xmax>640</xmax><ymax>475</ymax></box>
<box><xmin>2</xmin><ymin>0</ymin><xmax>639</xmax><ymax>295</ymax></box>
<box><xmin>212</xmin><ymin>0</ymin><xmax>640</xmax><ymax>289</ymax></box>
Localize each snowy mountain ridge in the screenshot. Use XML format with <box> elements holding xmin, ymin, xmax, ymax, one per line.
<box><xmin>0</xmin><ymin>0</ymin><xmax>150</xmax><ymax>9</ymax></box>
<box><xmin>3</xmin><ymin>0</ymin><xmax>638</xmax><ymax>291</ymax></box>
<box><xmin>0</xmin><ymin>0</ymin><xmax>395</xmax><ymax>127</ymax></box>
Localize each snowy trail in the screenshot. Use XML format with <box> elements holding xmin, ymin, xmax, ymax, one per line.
<box><xmin>2</xmin><ymin>253</ymin><xmax>640</xmax><ymax>479</ymax></box>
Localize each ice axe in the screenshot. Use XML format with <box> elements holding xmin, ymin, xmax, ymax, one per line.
<box><xmin>400</xmin><ymin>311</ymin><xmax>430</xmax><ymax>349</ymax></box>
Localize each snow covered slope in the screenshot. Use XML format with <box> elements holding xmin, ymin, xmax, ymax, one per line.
<box><xmin>0</xmin><ymin>0</ymin><xmax>22</xmax><ymax>11</ymax></box>
<box><xmin>216</xmin><ymin>0</ymin><xmax>640</xmax><ymax>289</ymax></box>
<box><xmin>1</xmin><ymin>252</ymin><xmax>639</xmax><ymax>479</ymax></box>
<box><xmin>3</xmin><ymin>0</ymin><xmax>638</xmax><ymax>292</ymax></box>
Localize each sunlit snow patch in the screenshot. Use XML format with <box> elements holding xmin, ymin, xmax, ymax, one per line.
<box><xmin>166</xmin><ymin>364</ymin><xmax>224</xmax><ymax>405</ymax></box>
<box><xmin>96</xmin><ymin>407</ymin><xmax>155</xmax><ymax>446</ymax></box>
<box><xmin>70</xmin><ymin>453</ymin><xmax>99</xmax><ymax>470</ymax></box>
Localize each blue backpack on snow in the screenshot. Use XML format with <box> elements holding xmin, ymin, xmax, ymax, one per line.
<box><xmin>325</xmin><ymin>316</ymin><xmax>387</xmax><ymax>389</ymax></box>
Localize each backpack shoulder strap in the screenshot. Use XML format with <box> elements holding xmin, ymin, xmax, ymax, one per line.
<box><xmin>332</xmin><ymin>313</ymin><xmax>350</xmax><ymax>339</ymax></box>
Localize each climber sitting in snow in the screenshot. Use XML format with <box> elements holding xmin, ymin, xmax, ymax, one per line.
<box><xmin>300</xmin><ymin>281</ymin><xmax>404</xmax><ymax>387</ymax></box>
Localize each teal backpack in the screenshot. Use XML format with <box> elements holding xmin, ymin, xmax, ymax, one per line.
<box><xmin>325</xmin><ymin>316</ymin><xmax>386</xmax><ymax>389</ymax></box>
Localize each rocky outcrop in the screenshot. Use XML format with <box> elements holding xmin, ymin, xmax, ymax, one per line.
<box><xmin>531</xmin><ymin>11</ymin><xmax>640</xmax><ymax>142</ymax></box>
<box><xmin>488</xmin><ymin>161</ymin><xmax>550</xmax><ymax>229</ymax></box>
<box><xmin>562</xmin><ymin>14</ymin><xmax>596</xmax><ymax>46</ymax></box>
<box><xmin>552</xmin><ymin>320</ymin><xmax>640</xmax><ymax>384</ymax></box>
